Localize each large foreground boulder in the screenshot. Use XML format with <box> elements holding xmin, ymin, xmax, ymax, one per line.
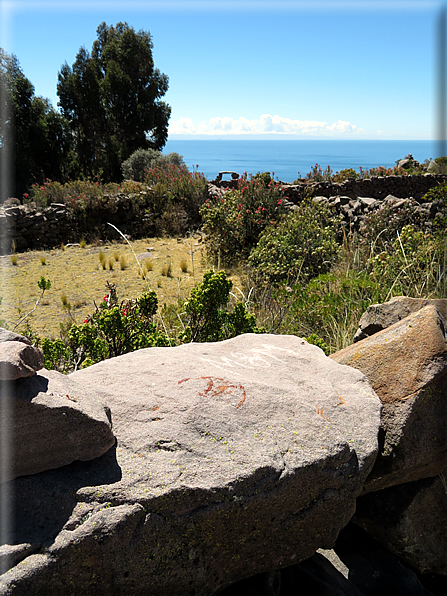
<box><xmin>0</xmin><ymin>368</ymin><xmax>115</xmax><ymax>481</ymax></box>
<box><xmin>331</xmin><ymin>304</ymin><xmax>447</xmax><ymax>493</ymax></box>
<box><xmin>0</xmin><ymin>334</ymin><xmax>381</xmax><ymax>595</ymax></box>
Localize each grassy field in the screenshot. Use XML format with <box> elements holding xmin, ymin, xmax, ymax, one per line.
<box><xmin>0</xmin><ymin>234</ymin><xmax>236</xmax><ymax>340</ymax></box>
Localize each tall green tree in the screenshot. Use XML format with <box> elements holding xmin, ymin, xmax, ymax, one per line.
<box><xmin>0</xmin><ymin>49</ymin><xmax>72</xmax><ymax>197</ymax></box>
<box><xmin>57</xmin><ymin>22</ymin><xmax>171</xmax><ymax>182</ymax></box>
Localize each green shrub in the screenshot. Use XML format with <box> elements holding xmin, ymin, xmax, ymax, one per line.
<box><xmin>421</xmin><ymin>183</ymin><xmax>447</xmax><ymax>231</ymax></box>
<box><xmin>121</xmin><ymin>148</ymin><xmax>163</xmax><ymax>181</ymax></box>
<box><xmin>158</xmin><ymin>152</ymin><xmax>185</xmax><ymax>168</ymax></box>
<box><xmin>41</xmin><ymin>337</ymin><xmax>71</xmax><ymax>373</ymax></box>
<box><xmin>427</xmin><ymin>156</ymin><xmax>447</xmax><ymax>175</ymax></box>
<box><xmin>121</xmin><ymin>149</ymin><xmax>185</xmax><ymax>182</ymax></box>
<box><xmin>179</xmin><ymin>270</ymin><xmax>263</xmax><ymax>343</ymax></box>
<box><xmin>200</xmin><ymin>174</ymin><xmax>289</xmax><ymax>264</ymax></box>
<box><xmin>43</xmin><ymin>282</ymin><xmax>171</xmax><ymax>370</ymax></box>
<box><xmin>331</xmin><ymin>168</ymin><xmax>359</xmax><ymax>183</ymax></box>
<box><xmin>248</xmin><ymin>198</ymin><xmax>340</xmax><ymax>285</ymax></box>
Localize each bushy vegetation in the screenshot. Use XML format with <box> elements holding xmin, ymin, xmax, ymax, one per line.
<box><xmin>179</xmin><ymin>270</ymin><xmax>262</xmax><ymax>343</ymax></box>
<box><xmin>144</xmin><ymin>162</ymin><xmax>207</xmax><ymax>227</ymax></box>
<box><xmin>200</xmin><ymin>172</ymin><xmax>289</xmax><ymax>264</ymax></box>
<box><xmin>7</xmin><ymin>156</ymin><xmax>447</xmax><ymax>367</ymax></box>
<box><xmin>248</xmin><ymin>198</ymin><xmax>340</xmax><ymax>285</ymax></box>
<box><xmin>32</xmin><ymin>270</ymin><xmax>262</xmax><ymax>372</ymax></box>
<box><xmin>293</xmin><ymin>156</ymin><xmax>429</xmax><ymax>184</ymax></box>
<box><xmin>121</xmin><ymin>148</ymin><xmax>185</xmax><ymax>181</ymax></box>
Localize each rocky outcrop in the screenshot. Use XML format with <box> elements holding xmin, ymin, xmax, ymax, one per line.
<box><xmin>1</xmin><ymin>368</ymin><xmax>115</xmax><ymax>481</ymax></box>
<box><xmin>0</xmin><ymin>333</ymin><xmax>381</xmax><ymax>595</ymax></box>
<box><xmin>0</xmin><ymin>328</ymin><xmax>115</xmax><ymax>481</ymax></box>
<box><xmin>330</xmin><ymin>304</ymin><xmax>447</xmax><ymax>493</ymax></box>
<box><xmin>330</xmin><ymin>298</ymin><xmax>447</xmax><ymax>581</ymax></box>
<box><xmin>354</xmin><ymin>296</ymin><xmax>447</xmax><ymax>342</ymax></box>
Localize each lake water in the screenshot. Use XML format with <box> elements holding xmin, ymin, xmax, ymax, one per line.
<box><xmin>163</xmin><ymin>139</ymin><xmax>443</xmax><ymax>183</ymax></box>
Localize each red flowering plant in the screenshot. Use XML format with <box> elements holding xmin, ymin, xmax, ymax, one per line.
<box><xmin>143</xmin><ymin>163</ymin><xmax>207</xmax><ymax>225</ymax></box>
<box><xmin>66</xmin><ymin>281</ymin><xmax>170</xmax><ymax>368</ymax></box>
<box><xmin>200</xmin><ymin>172</ymin><xmax>289</xmax><ymax>264</ymax></box>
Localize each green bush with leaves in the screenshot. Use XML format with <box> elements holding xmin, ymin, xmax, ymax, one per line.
<box><xmin>427</xmin><ymin>156</ymin><xmax>447</xmax><ymax>175</ymax></box>
<box><xmin>200</xmin><ymin>174</ymin><xmax>289</xmax><ymax>264</ymax></box>
<box><xmin>358</xmin><ymin>200</ymin><xmax>426</xmax><ymax>256</ymax></box>
<box><xmin>179</xmin><ymin>270</ymin><xmax>263</xmax><ymax>343</ymax></box>
<box><xmin>41</xmin><ymin>281</ymin><xmax>170</xmax><ymax>371</ymax></box>
<box><xmin>248</xmin><ymin>198</ymin><xmax>341</xmax><ymax>285</ymax></box>
<box><xmin>421</xmin><ymin>183</ymin><xmax>447</xmax><ymax>231</ymax></box>
<box><xmin>121</xmin><ymin>148</ymin><xmax>163</xmax><ymax>181</ymax></box>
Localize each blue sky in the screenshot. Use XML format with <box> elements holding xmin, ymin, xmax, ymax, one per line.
<box><xmin>0</xmin><ymin>0</ymin><xmax>445</xmax><ymax>140</ymax></box>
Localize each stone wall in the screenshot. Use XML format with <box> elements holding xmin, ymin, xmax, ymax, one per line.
<box><xmin>0</xmin><ymin>194</ymin><xmax>157</xmax><ymax>254</ymax></box>
<box><xmin>308</xmin><ymin>172</ymin><xmax>447</xmax><ymax>201</ymax></box>
<box><xmin>281</xmin><ymin>173</ymin><xmax>447</xmax><ymax>203</ymax></box>
<box><xmin>1</xmin><ymin>174</ymin><xmax>446</xmax><ymax>254</ymax></box>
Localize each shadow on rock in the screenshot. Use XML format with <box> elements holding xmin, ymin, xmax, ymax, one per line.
<box><xmin>3</xmin><ymin>443</ymin><xmax>121</xmax><ymax>552</ymax></box>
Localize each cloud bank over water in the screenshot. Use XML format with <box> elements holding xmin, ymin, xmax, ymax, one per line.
<box><xmin>168</xmin><ymin>114</ymin><xmax>365</xmax><ymax>138</ymax></box>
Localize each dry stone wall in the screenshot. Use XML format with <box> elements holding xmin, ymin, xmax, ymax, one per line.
<box><xmin>1</xmin><ymin>174</ymin><xmax>446</xmax><ymax>254</ymax></box>
<box><xmin>308</xmin><ymin>172</ymin><xmax>447</xmax><ymax>201</ymax></box>
<box><xmin>0</xmin><ymin>194</ymin><xmax>157</xmax><ymax>254</ymax></box>
<box><xmin>278</xmin><ymin>172</ymin><xmax>447</xmax><ymax>203</ymax></box>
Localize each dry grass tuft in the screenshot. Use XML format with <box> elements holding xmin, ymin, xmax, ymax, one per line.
<box><xmin>161</xmin><ymin>262</ymin><xmax>173</xmax><ymax>278</ymax></box>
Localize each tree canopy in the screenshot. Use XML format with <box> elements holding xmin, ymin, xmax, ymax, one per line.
<box><xmin>57</xmin><ymin>22</ymin><xmax>171</xmax><ymax>181</ymax></box>
<box><xmin>0</xmin><ymin>49</ymin><xmax>72</xmax><ymax>197</ymax></box>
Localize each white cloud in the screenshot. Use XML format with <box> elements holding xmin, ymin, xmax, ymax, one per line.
<box><xmin>168</xmin><ymin>114</ymin><xmax>365</xmax><ymax>137</ymax></box>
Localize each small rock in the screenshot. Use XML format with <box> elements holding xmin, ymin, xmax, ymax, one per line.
<box><xmin>0</xmin><ymin>340</ymin><xmax>44</xmax><ymax>380</ymax></box>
